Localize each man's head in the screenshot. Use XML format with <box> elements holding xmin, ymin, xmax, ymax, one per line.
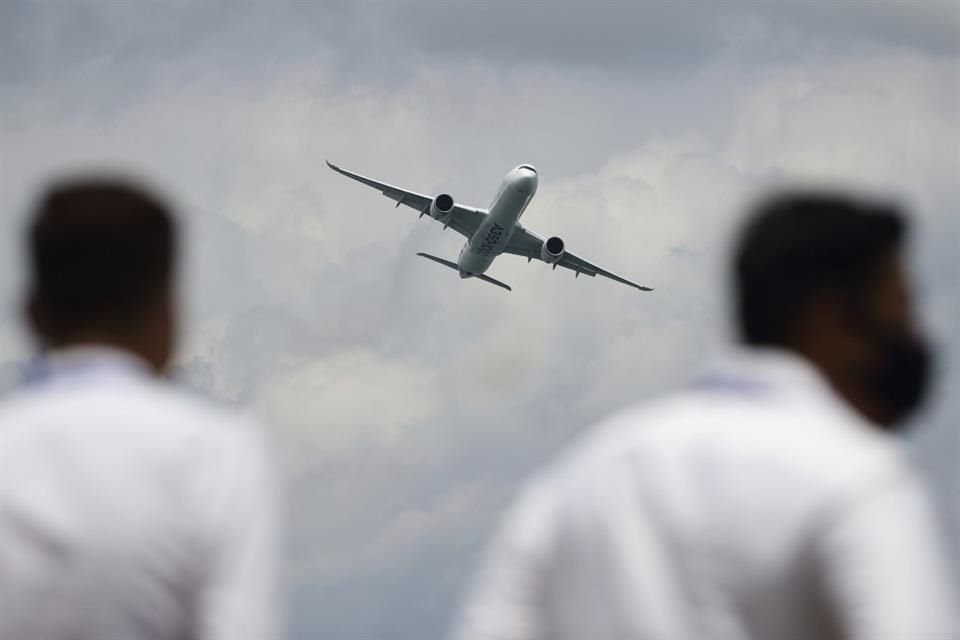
<box><xmin>25</xmin><ymin>178</ymin><xmax>178</xmax><ymax>373</ymax></box>
<box><xmin>733</xmin><ymin>192</ymin><xmax>932</xmax><ymax>429</ymax></box>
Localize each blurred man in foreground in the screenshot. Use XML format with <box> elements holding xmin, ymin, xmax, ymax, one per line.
<box><xmin>455</xmin><ymin>193</ymin><xmax>957</xmax><ymax>640</ymax></box>
<box><xmin>0</xmin><ymin>179</ymin><xmax>280</xmax><ymax>640</ymax></box>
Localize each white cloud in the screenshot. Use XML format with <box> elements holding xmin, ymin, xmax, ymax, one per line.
<box><xmin>254</xmin><ymin>349</ymin><xmax>441</xmax><ymax>463</ymax></box>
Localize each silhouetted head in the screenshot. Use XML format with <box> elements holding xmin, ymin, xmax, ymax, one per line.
<box><xmin>25</xmin><ymin>178</ymin><xmax>178</xmax><ymax>373</ymax></box>
<box><xmin>733</xmin><ymin>192</ymin><xmax>932</xmax><ymax>429</ymax></box>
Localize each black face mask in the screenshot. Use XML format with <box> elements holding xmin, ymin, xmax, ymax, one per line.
<box><xmin>860</xmin><ymin>328</ymin><xmax>933</xmax><ymax>428</ymax></box>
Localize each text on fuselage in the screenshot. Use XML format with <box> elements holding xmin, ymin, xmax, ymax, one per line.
<box><xmin>476</xmin><ymin>223</ymin><xmax>506</xmax><ymax>257</ymax></box>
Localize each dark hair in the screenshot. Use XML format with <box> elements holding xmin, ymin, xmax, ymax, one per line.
<box><xmin>734</xmin><ymin>192</ymin><xmax>905</xmax><ymax>346</ymax></box>
<box><xmin>28</xmin><ymin>178</ymin><xmax>177</xmax><ymax>331</ymax></box>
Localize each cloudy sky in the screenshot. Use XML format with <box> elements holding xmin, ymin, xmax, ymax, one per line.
<box><xmin>1</xmin><ymin>1</ymin><xmax>958</xmax><ymax>637</ymax></box>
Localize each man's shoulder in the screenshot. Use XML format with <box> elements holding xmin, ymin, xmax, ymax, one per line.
<box><xmin>0</xmin><ymin>375</ymin><xmax>261</xmax><ymax>450</ymax></box>
<box><xmin>542</xmin><ymin>390</ymin><xmax>910</xmax><ymax>507</ymax></box>
<box><xmin>143</xmin><ymin>380</ymin><xmax>256</xmax><ymax>430</ymax></box>
<box><xmin>527</xmin><ymin>396</ymin><xmax>694</xmax><ymax>492</ymax></box>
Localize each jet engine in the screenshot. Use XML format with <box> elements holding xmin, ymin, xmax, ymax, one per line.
<box><xmin>430</xmin><ymin>194</ymin><xmax>455</xmax><ymax>220</ymax></box>
<box><xmin>541</xmin><ymin>236</ymin><xmax>565</xmax><ymax>264</ymax></box>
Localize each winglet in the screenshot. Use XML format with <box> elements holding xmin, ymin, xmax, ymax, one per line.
<box><xmin>325</xmin><ymin>159</ymin><xmax>339</xmax><ymax>172</ymax></box>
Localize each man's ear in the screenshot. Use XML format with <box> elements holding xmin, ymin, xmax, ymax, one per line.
<box><xmin>795</xmin><ymin>290</ymin><xmax>837</xmax><ymax>344</ymax></box>
<box><xmin>148</xmin><ymin>285</ymin><xmax>177</xmax><ymax>374</ymax></box>
<box><xmin>790</xmin><ymin>288</ymin><xmax>859</xmax><ymax>365</ymax></box>
<box><xmin>24</xmin><ymin>289</ymin><xmax>52</xmax><ymax>347</ymax></box>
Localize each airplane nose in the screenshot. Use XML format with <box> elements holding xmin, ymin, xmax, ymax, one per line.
<box><xmin>515</xmin><ymin>168</ymin><xmax>538</xmax><ymax>194</ymax></box>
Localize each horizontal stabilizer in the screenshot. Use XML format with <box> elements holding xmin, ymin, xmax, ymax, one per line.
<box><xmin>473</xmin><ymin>272</ymin><xmax>512</xmax><ymax>292</ymax></box>
<box><xmin>415</xmin><ymin>252</ymin><xmax>460</xmax><ymax>271</ymax></box>
<box><xmin>416</xmin><ymin>253</ymin><xmax>512</xmax><ymax>291</ymax></box>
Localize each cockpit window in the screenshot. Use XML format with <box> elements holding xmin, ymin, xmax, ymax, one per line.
<box><xmin>518</xmin><ymin>165</ymin><xmax>537</xmax><ymax>173</ymax></box>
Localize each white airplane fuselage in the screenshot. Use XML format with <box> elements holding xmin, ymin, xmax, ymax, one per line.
<box><xmin>457</xmin><ymin>165</ymin><xmax>538</xmax><ymax>278</ymax></box>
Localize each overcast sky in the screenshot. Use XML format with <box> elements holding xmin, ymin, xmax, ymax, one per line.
<box><xmin>1</xmin><ymin>2</ymin><xmax>958</xmax><ymax>638</ymax></box>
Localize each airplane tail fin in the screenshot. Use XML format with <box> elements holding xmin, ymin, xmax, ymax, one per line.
<box><xmin>415</xmin><ymin>253</ymin><xmax>512</xmax><ymax>291</ymax></box>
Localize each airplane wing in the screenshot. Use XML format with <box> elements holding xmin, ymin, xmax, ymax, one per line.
<box><xmin>326</xmin><ymin>160</ymin><xmax>486</xmax><ymax>239</ymax></box>
<box><xmin>504</xmin><ymin>225</ymin><xmax>653</xmax><ymax>291</ymax></box>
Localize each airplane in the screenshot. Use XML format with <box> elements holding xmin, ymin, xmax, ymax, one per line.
<box><xmin>326</xmin><ymin>160</ymin><xmax>653</xmax><ymax>292</ymax></box>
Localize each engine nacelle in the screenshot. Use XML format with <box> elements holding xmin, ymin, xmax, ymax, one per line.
<box><xmin>430</xmin><ymin>194</ymin><xmax>455</xmax><ymax>220</ymax></box>
<box><xmin>541</xmin><ymin>236</ymin><xmax>565</xmax><ymax>264</ymax></box>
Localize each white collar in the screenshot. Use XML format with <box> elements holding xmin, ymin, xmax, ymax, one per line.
<box><xmin>25</xmin><ymin>345</ymin><xmax>154</xmax><ymax>385</ymax></box>
<box><xmin>696</xmin><ymin>347</ymin><xmax>837</xmax><ymax>404</ymax></box>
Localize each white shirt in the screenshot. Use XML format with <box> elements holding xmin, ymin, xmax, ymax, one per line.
<box><xmin>0</xmin><ymin>347</ymin><xmax>280</xmax><ymax>640</ymax></box>
<box><xmin>455</xmin><ymin>349</ymin><xmax>958</xmax><ymax>640</ymax></box>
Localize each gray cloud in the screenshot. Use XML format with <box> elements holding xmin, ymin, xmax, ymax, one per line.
<box><xmin>3</xmin><ymin>1</ymin><xmax>957</xmax><ymax>100</ymax></box>
<box><xmin>381</xmin><ymin>0</ymin><xmax>960</xmax><ymax>72</ymax></box>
